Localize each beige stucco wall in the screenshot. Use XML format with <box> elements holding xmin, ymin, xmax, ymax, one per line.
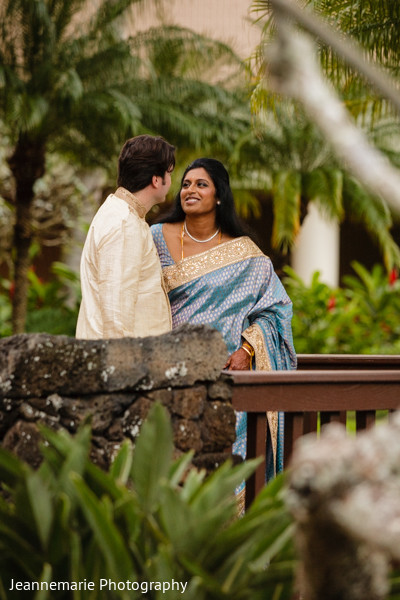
<box><xmin>129</xmin><ymin>0</ymin><xmax>259</xmax><ymax>59</ymax></box>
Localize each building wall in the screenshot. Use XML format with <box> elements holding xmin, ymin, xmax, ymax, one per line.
<box><xmin>129</xmin><ymin>0</ymin><xmax>258</xmax><ymax>58</ymax></box>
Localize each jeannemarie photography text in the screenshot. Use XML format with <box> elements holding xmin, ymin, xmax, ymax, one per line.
<box><xmin>9</xmin><ymin>579</ymin><xmax>188</xmax><ymax>593</ymax></box>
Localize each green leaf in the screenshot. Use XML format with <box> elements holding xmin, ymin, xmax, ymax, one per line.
<box><xmin>158</xmin><ymin>486</ymin><xmax>195</xmax><ymax>554</ymax></box>
<box><xmin>39</xmin><ymin>424</ymin><xmax>91</xmax><ymax>497</ymax></box>
<box><xmin>25</xmin><ymin>471</ymin><xmax>53</xmax><ymax>549</ymax></box>
<box><xmin>179</xmin><ymin>468</ymin><xmax>207</xmax><ymax>503</ymax></box>
<box><xmin>131</xmin><ymin>403</ymin><xmax>173</xmax><ymax>511</ymax></box>
<box><xmin>109</xmin><ymin>439</ymin><xmax>133</xmax><ymax>485</ymax></box>
<box><xmin>179</xmin><ymin>554</ymin><xmax>227</xmax><ymax>596</ymax></box>
<box><xmin>248</xmin><ymin>521</ymin><xmax>296</xmax><ymax>570</ymax></box>
<box><xmin>72</xmin><ymin>474</ymin><xmax>135</xmax><ymax>582</ymax></box>
<box><xmin>0</xmin><ymin>522</ymin><xmax>43</xmax><ymax>578</ymax></box>
<box><xmin>0</xmin><ymin>446</ymin><xmax>29</xmax><ymax>487</ymax></box>
<box><xmin>33</xmin><ymin>563</ymin><xmax>52</xmax><ymax>600</ymax></box>
<box><xmin>46</xmin><ymin>493</ymin><xmax>71</xmax><ymax>564</ymax></box>
<box><xmin>85</xmin><ymin>461</ymin><xmax>127</xmax><ymax>501</ymax></box>
<box><xmin>168</xmin><ymin>450</ymin><xmax>194</xmax><ymax>488</ymax></box>
<box><xmin>189</xmin><ymin>458</ymin><xmax>262</xmax><ymax>515</ymax></box>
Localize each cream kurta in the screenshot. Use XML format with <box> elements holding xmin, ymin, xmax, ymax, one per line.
<box><xmin>76</xmin><ymin>188</ymin><xmax>171</xmax><ymax>339</ymax></box>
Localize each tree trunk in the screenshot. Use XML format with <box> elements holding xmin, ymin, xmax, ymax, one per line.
<box><xmin>8</xmin><ymin>136</ymin><xmax>46</xmax><ymax>334</ymax></box>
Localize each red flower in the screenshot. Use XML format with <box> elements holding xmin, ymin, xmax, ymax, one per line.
<box><xmin>389</xmin><ymin>268</ymin><xmax>398</xmax><ymax>286</ymax></box>
<box><xmin>327</xmin><ymin>296</ymin><xmax>336</xmax><ymax>312</ymax></box>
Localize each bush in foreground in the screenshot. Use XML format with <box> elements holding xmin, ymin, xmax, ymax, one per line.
<box><xmin>0</xmin><ymin>404</ymin><xmax>295</xmax><ymax>599</ymax></box>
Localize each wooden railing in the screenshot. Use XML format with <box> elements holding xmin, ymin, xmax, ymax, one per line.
<box><xmin>297</xmin><ymin>353</ymin><xmax>400</xmax><ymax>370</ymax></box>
<box><xmin>230</xmin><ymin>355</ymin><xmax>400</xmax><ymax>508</ymax></box>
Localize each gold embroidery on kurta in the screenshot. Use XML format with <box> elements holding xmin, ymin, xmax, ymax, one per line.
<box><xmin>114</xmin><ymin>187</ymin><xmax>147</xmax><ymax>219</ymax></box>
<box><xmin>162</xmin><ymin>236</ymin><xmax>265</xmax><ymax>293</ymax></box>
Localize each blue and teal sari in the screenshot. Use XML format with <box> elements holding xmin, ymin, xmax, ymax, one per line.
<box><xmin>151</xmin><ymin>224</ymin><xmax>297</xmax><ymax>492</ymax></box>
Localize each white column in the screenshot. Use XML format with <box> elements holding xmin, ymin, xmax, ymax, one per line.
<box><xmin>291</xmin><ymin>203</ymin><xmax>340</xmax><ymax>287</ymax></box>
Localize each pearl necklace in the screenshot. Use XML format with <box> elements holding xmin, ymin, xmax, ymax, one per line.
<box><xmin>183</xmin><ymin>220</ymin><xmax>220</xmax><ymax>243</ymax></box>
<box><xmin>181</xmin><ymin>221</ymin><xmax>222</xmax><ymax>259</ymax></box>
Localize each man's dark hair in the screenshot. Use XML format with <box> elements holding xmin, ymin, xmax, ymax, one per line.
<box><xmin>117</xmin><ymin>135</ymin><xmax>175</xmax><ymax>193</ymax></box>
<box><xmin>157</xmin><ymin>157</ymin><xmax>247</xmax><ymax>238</ymax></box>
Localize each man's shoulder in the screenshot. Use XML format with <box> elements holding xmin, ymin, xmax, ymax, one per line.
<box><xmin>90</xmin><ymin>194</ymin><xmax>144</xmax><ymax>244</ymax></box>
<box><xmin>103</xmin><ymin>192</ymin><xmax>127</xmax><ymax>210</ymax></box>
<box><xmin>94</xmin><ymin>193</ymin><xmax>138</xmax><ymax>223</ymax></box>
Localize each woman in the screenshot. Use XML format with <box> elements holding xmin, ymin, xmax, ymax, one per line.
<box><xmin>151</xmin><ymin>158</ymin><xmax>296</xmax><ymax>493</ymax></box>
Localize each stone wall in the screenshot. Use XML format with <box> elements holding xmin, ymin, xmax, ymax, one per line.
<box><xmin>0</xmin><ymin>325</ymin><xmax>237</xmax><ymax>471</ymax></box>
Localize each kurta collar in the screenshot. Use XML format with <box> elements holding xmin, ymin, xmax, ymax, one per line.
<box><xmin>115</xmin><ymin>187</ymin><xmax>147</xmax><ymax>219</ymax></box>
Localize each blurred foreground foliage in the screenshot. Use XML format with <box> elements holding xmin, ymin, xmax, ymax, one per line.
<box><xmin>0</xmin><ymin>404</ymin><xmax>295</xmax><ymax>600</ymax></box>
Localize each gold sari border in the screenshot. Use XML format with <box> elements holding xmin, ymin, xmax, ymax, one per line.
<box><xmin>236</xmin><ymin>487</ymin><xmax>246</xmax><ymax>517</ymax></box>
<box><xmin>242</xmin><ymin>324</ymin><xmax>272</xmax><ymax>372</ymax></box>
<box><xmin>242</xmin><ymin>323</ymin><xmax>278</xmax><ymax>476</ymax></box>
<box><xmin>163</xmin><ymin>236</ymin><xmax>264</xmax><ymax>293</ymax></box>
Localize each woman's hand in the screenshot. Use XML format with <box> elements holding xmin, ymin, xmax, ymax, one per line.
<box><xmin>224</xmin><ymin>347</ymin><xmax>251</xmax><ymax>370</ymax></box>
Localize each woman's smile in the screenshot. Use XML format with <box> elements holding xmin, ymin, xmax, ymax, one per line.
<box><xmin>184</xmin><ymin>196</ymin><xmax>200</xmax><ymax>205</ymax></box>
<box><xmin>180</xmin><ymin>167</ymin><xmax>218</xmax><ymax>214</ymax></box>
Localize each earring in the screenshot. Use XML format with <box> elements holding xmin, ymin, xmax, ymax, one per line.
<box><xmin>217</xmin><ymin>200</ymin><xmax>221</xmax><ymax>205</ymax></box>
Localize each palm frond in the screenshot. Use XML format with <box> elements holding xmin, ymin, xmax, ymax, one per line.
<box><xmin>343</xmin><ymin>174</ymin><xmax>400</xmax><ymax>269</ymax></box>
<box><xmin>272</xmin><ymin>170</ymin><xmax>301</xmax><ymax>252</ymax></box>
<box><xmin>10</xmin><ymin>94</ymin><xmax>49</xmax><ymax>134</ymax></box>
<box><xmin>232</xmin><ymin>189</ymin><xmax>262</xmax><ymax>219</ymax></box>
<box><xmin>129</xmin><ymin>25</ymin><xmax>245</xmax><ymax>82</ymax></box>
<box><xmin>303</xmin><ymin>167</ymin><xmax>344</xmax><ymax>221</ymax></box>
<box><xmin>308</xmin><ymin>0</ymin><xmax>400</xmax><ymax>120</ymax></box>
<box><xmin>90</xmin><ymin>0</ymin><xmax>146</xmax><ymax>32</ymax></box>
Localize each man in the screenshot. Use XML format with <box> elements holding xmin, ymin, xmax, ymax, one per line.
<box><xmin>76</xmin><ymin>134</ymin><xmax>175</xmax><ymax>339</ymax></box>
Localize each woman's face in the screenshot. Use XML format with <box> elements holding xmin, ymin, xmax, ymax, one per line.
<box><xmin>180</xmin><ymin>168</ymin><xmax>218</xmax><ymax>216</ymax></box>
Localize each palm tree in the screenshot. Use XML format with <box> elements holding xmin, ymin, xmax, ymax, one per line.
<box><xmin>248</xmin><ymin>0</ymin><xmax>400</xmax><ymax>268</ymax></box>
<box><xmin>129</xmin><ymin>26</ymin><xmax>250</xmax><ymax>156</ymax></box>
<box><xmin>0</xmin><ymin>0</ymin><xmax>250</xmax><ymax>333</ymax></box>
<box><xmin>310</xmin><ymin>0</ymin><xmax>400</xmax><ymax>120</ymax></box>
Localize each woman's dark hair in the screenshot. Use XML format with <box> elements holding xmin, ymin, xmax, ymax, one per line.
<box><xmin>117</xmin><ymin>135</ymin><xmax>175</xmax><ymax>193</ymax></box>
<box><xmin>157</xmin><ymin>158</ymin><xmax>247</xmax><ymax>238</ymax></box>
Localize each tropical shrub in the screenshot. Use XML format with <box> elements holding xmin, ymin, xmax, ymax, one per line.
<box><xmin>0</xmin><ymin>262</ymin><xmax>80</xmax><ymax>338</ymax></box>
<box><xmin>0</xmin><ymin>404</ymin><xmax>296</xmax><ymax>599</ymax></box>
<box><xmin>25</xmin><ymin>262</ymin><xmax>81</xmax><ymax>336</ymax></box>
<box><xmin>283</xmin><ymin>261</ymin><xmax>400</xmax><ymax>354</ymax></box>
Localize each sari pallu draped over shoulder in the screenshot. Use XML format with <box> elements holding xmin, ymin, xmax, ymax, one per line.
<box><xmin>151</xmin><ymin>224</ymin><xmax>297</xmax><ymax>482</ymax></box>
